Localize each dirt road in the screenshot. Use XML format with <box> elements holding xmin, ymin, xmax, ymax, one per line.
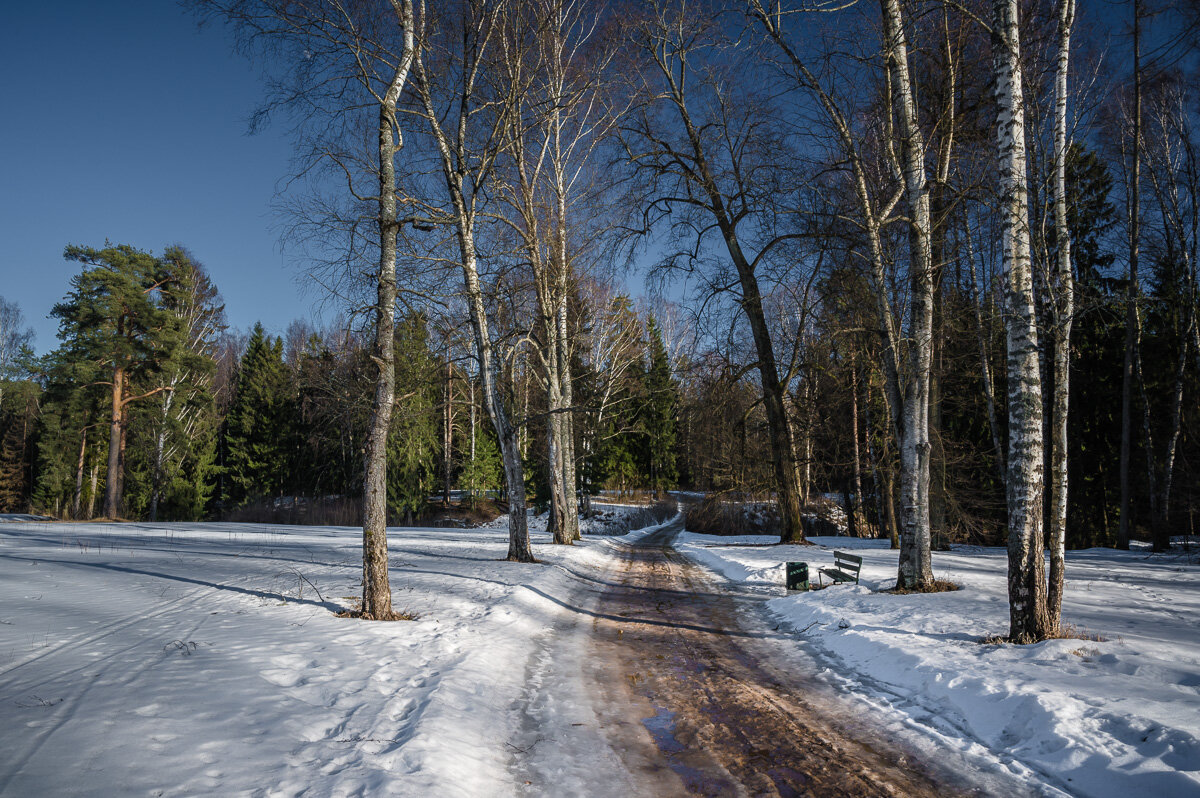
<box><xmin>586</xmin><ymin>517</ymin><xmax>987</xmax><ymax>797</ymax></box>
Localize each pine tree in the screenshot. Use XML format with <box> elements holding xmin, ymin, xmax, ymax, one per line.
<box><xmin>459</xmin><ymin>412</ymin><xmax>502</xmax><ymax>510</ymax></box>
<box><xmin>124</xmin><ymin>247</ymin><xmax>223</xmax><ymax>521</ymax></box>
<box><xmin>52</xmin><ymin>244</ymin><xmax>182</xmax><ymax>518</ymax></box>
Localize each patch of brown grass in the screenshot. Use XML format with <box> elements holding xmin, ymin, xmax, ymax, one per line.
<box><xmin>885</xmin><ymin>579</ymin><xmax>960</xmax><ymax>595</ymax></box>
<box><xmin>981</xmin><ymin>624</ymin><xmax>1107</xmax><ymax>646</ymax></box>
<box><xmin>335</xmin><ymin>597</ymin><xmax>418</xmax><ymax>621</ymax></box>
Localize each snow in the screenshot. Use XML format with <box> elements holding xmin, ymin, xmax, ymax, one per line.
<box><xmin>675</xmin><ymin>532</ymin><xmax>1200</xmax><ymax>797</ymax></box>
<box><xmin>6</xmin><ymin>507</ymin><xmax>1193</xmax><ymax>797</ymax></box>
<box><xmin>0</xmin><ymin>513</ymin><xmax>676</xmax><ymax>797</ymax></box>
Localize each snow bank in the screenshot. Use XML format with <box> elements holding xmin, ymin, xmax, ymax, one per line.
<box><xmin>481</xmin><ymin>501</ymin><xmax>676</xmax><ymax>538</ymax></box>
<box><xmin>0</xmin><ymin>520</ymin><xmax>640</xmax><ymax>796</ymax></box>
<box><xmin>675</xmin><ymin>532</ymin><xmax>1200</xmax><ymax>797</ymax></box>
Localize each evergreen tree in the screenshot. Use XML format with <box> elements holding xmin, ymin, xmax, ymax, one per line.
<box><xmin>642</xmin><ymin>317</ymin><xmax>679</xmax><ymax>494</ymax></box>
<box><xmin>0</xmin><ymin>381</ymin><xmax>40</xmax><ymax>512</ymax></box>
<box><xmin>387</xmin><ymin>313</ymin><xmax>439</xmax><ymax>523</ymax></box>
<box><xmin>52</xmin><ymin>244</ymin><xmax>182</xmax><ymax>518</ymax></box>
<box><xmin>224</xmin><ymin>323</ymin><xmax>291</xmax><ymax>505</ymax></box>
<box><xmin>458</xmin><ymin>409</ymin><xmax>502</xmax><ymax>509</ymax></box>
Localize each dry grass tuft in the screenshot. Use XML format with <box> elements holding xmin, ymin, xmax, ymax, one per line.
<box><xmin>335</xmin><ymin>598</ymin><xmax>417</xmax><ymax>621</ymax></box>
<box><xmin>886</xmin><ymin>579</ymin><xmax>960</xmax><ymax>595</ymax></box>
<box><xmin>981</xmin><ymin>624</ymin><xmax>1107</xmax><ymax>646</ymax></box>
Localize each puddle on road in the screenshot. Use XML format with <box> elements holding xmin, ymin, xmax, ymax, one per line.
<box><xmin>641</xmin><ymin>706</ymin><xmax>718</xmax><ymax>794</ymax></box>
<box><xmin>641</xmin><ymin>706</ymin><xmax>684</xmax><ymax>753</ymax></box>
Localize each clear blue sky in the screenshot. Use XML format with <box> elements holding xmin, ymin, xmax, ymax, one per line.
<box><xmin>0</xmin><ymin>0</ymin><xmax>312</xmax><ymax>354</ymax></box>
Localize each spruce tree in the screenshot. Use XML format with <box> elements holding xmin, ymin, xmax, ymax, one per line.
<box><xmin>643</xmin><ymin>317</ymin><xmax>679</xmax><ymax>495</ymax></box>
<box><xmin>224</xmin><ymin>323</ymin><xmax>291</xmax><ymax>505</ymax></box>
<box><xmin>387</xmin><ymin>313</ymin><xmax>439</xmax><ymax>524</ymax></box>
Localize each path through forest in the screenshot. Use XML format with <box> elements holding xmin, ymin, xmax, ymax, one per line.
<box><xmin>516</xmin><ymin>515</ymin><xmax>1007</xmax><ymax>797</ymax></box>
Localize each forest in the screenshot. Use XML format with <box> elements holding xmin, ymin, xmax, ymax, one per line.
<box><xmin>0</xmin><ymin>0</ymin><xmax>1197</xmax><ymax>640</ymax></box>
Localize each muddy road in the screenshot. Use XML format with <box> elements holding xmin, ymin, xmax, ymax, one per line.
<box><xmin>586</xmin><ymin>517</ymin><xmax>990</xmax><ymax>797</ymax></box>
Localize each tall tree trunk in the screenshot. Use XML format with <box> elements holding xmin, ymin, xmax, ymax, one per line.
<box><xmin>444</xmin><ymin>349</ymin><xmax>453</xmax><ymax>504</ymax></box>
<box><xmin>72</xmin><ymin>428</ymin><xmax>87</xmax><ymax>520</ymax></box>
<box><xmin>469</xmin><ymin>275</ymin><xmax>533</xmax><ymax>562</ymax></box>
<box><xmin>149</xmin><ymin>382</ymin><xmax>176</xmax><ymax>523</ymax></box>
<box><xmin>881</xmin><ymin>0</ymin><xmax>935</xmax><ymax>589</ymax></box>
<box><xmin>1048</xmin><ymin>0</ymin><xmax>1076</xmax><ymax>632</ymax></box>
<box><xmin>362</xmin><ymin>0</ymin><xmax>417</xmax><ymax>620</ymax></box>
<box><xmin>995</xmin><ymin>0</ymin><xmax>1050</xmax><ymax>643</ymax></box>
<box><xmin>1118</xmin><ymin>0</ymin><xmax>1142</xmax><ymax>551</ymax></box>
<box><xmin>87</xmin><ymin>464</ymin><xmax>99</xmax><ymax>519</ymax></box>
<box><xmin>546</xmin><ymin>312</ymin><xmax>570</xmax><ymax>544</ymax></box>
<box><xmin>104</xmin><ymin>365</ymin><xmax>125</xmax><ymax>519</ymax></box>
<box><xmin>851</xmin><ymin>355</ymin><xmax>865</xmax><ymax>536</ymax></box>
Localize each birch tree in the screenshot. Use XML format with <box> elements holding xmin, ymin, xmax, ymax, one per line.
<box><xmin>1047</xmin><ymin>0</ymin><xmax>1076</xmax><ymax>632</ymax></box>
<box><xmin>412</xmin><ymin>0</ymin><xmax>535</xmax><ymax>562</ymax></box>
<box><xmin>494</xmin><ymin>0</ymin><xmax>618</xmax><ymax>543</ymax></box>
<box><xmin>748</xmin><ymin>0</ymin><xmax>937</xmax><ymax>585</ymax></box>
<box><xmin>994</xmin><ymin>0</ymin><xmax>1051</xmax><ymax>643</ymax></box>
<box><xmin>194</xmin><ymin>0</ymin><xmax>421</xmax><ymax>618</ymax></box>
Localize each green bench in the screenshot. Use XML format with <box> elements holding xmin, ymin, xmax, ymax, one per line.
<box><xmin>818</xmin><ymin>551</ymin><xmax>862</xmax><ymax>586</ymax></box>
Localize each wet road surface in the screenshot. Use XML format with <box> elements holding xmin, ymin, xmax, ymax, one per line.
<box><xmin>587</xmin><ymin>517</ymin><xmax>984</xmax><ymax>797</ymax></box>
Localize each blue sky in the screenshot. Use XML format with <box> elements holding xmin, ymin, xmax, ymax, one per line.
<box><xmin>0</xmin><ymin>1</ymin><xmax>311</xmax><ymax>354</ymax></box>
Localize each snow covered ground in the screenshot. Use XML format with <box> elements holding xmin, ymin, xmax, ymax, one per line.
<box><xmin>676</xmin><ymin>532</ymin><xmax>1200</xmax><ymax>797</ymax></box>
<box><xmin>0</xmin><ymin>512</ymin><xmax>673</xmax><ymax>797</ymax></box>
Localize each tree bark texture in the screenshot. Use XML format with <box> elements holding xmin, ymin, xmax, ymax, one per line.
<box><xmin>994</xmin><ymin>0</ymin><xmax>1050</xmax><ymax>643</ymax></box>
<box><xmin>881</xmin><ymin>0</ymin><xmax>934</xmax><ymax>589</ymax></box>
<box><xmin>362</xmin><ymin>0</ymin><xmax>417</xmax><ymax>620</ymax></box>
<box><xmin>104</xmin><ymin>366</ymin><xmax>125</xmax><ymax>519</ymax></box>
<box><xmin>1048</xmin><ymin>0</ymin><xmax>1076</xmax><ymax>632</ymax></box>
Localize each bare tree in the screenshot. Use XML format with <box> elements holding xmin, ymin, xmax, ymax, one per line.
<box><xmin>748</xmin><ymin>0</ymin><xmax>937</xmax><ymax>584</ymax></box>
<box><xmin>621</xmin><ymin>1</ymin><xmax>809</xmax><ymax>543</ymax></box>
<box><xmin>412</xmin><ymin>0</ymin><xmax>535</xmax><ymax>562</ymax></box>
<box><xmin>494</xmin><ymin>0</ymin><xmax>619</xmax><ymax>543</ymax></box>
<box><xmin>1047</xmin><ymin>0</ymin><xmax>1076</xmax><ymax>632</ymax></box>
<box><xmin>194</xmin><ymin>0</ymin><xmax>420</xmax><ymax>618</ymax></box>
<box><xmin>0</xmin><ymin>297</ymin><xmax>35</xmax><ymax>410</ymax></box>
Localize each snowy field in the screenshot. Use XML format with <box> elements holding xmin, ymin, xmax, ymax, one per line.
<box><xmin>676</xmin><ymin>532</ymin><xmax>1200</xmax><ymax>797</ymax></box>
<box><xmin>0</xmin><ymin>510</ymin><xmax>670</xmax><ymax>797</ymax></box>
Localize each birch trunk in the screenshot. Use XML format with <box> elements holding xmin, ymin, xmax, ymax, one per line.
<box><xmin>1048</xmin><ymin>0</ymin><xmax>1076</xmax><ymax>631</ymax></box>
<box><xmin>558</xmin><ymin>294</ymin><xmax>580</xmax><ymax>541</ymax></box>
<box><xmin>994</xmin><ymin>0</ymin><xmax>1050</xmax><ymax>643</ymax></box>
<box><xmin>443</xmin><ymin>351</ymin><xmax>453</xmax><ymax>504</ymax></box>
<box><xmin>415</xmin><ymin>7</ymin><xmax>532</xmax><ymax>560</ymax></box>
<box><xmin>362</xmin><ymin>0</ymin><xmax>417</xmax><ymax>620</ymax></box>
<box><xmin>881</xmin><ymin>0</ymin><xmax>935</xmax><ymax>589</ymax></box>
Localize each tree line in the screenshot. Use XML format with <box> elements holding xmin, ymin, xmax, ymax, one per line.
<box><xmin>1</xmin><ymin>0</ymin><xmax>1196</xmax><ymax>637</ymax></box>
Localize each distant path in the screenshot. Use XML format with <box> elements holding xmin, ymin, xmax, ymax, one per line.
<box><xmin>587</xmin><ymin>515</ymin><xmax>980</xmax><ymax>797</ymax></box>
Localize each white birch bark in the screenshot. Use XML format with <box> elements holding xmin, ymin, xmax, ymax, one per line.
<box><xmin>1047</xmin><ymin>0</ymin><xmax>1076</xmax><ymax>631</ymax></box>
<box><xmin>415</xmin><ymin>0</ymin><xmax>532</xmax><ymax>561</ymax></box>
<box><xmin>994</xmin><ymin>0</ymin><xmax>1050</xmax><ymax>642</ymax></box>
<box><xmin>880</xmin><ymin>0</ymin><xmax>934</xmax><ymax>589</ymax></box>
